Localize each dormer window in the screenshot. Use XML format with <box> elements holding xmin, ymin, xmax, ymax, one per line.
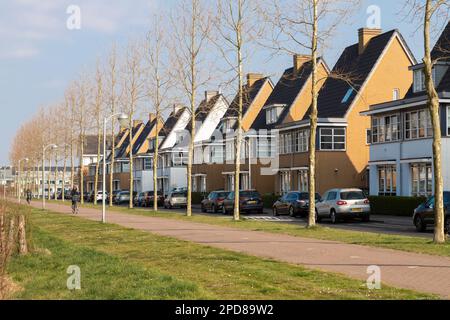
<box><xmin>222</xmin><ymin>118</ymin><xmax>237</xmax><ymax>132</ymax></box>
<box><xmin>413</xmin><ymin>69</ymin><xmax>425</xmax><ymax>92</ymax></box>
<box><xmin>265</xmin><ymin>105</ymin><xmax>284</xmax><ymax>125</ymax></box>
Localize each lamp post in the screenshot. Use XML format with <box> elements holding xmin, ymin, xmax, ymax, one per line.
<box><xmin>156</xmin><ymin>153</ymin><xmax>166</xmax><ymax>202</ymax></box>
<box><xmin>18</xmin><ymin>158</ymin><xmax>29</xmax><ymax>204</ymax></box>
<box><xmin>42</xmin><ymin>144</ymin><xmax>58</xmax><ymax>210</ymax></box>
<box><xmin>102</xmin><ymin>113</ymin><xmax>128</xmax><ymax>223</ymax></box>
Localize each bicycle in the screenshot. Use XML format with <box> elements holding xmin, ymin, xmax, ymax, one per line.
<box><xmin>71</xmin><ymin>201</ymin><xmax>79</xmax><ymax>214</ymax></box>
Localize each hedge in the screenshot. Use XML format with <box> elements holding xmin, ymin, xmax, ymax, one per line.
<box><xmin>191</xmin><ymin>192</ymin><xmax>208</xmax><ymax>205</ymax></box>
<box><xmin>262</xmin><ymin>193</ymin><xmax>280</xmax><ymax>209</ymax></box>
<box><xmin>368</xmin><ymin>195</ymin><xmax>427</xmax><ymax>216</ymax></box>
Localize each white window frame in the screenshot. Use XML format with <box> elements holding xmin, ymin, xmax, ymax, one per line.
<box><xmin>377</xmin><ymin>165</ymin><xmax>397</xmax><ymax>196</ymax></box>
<box><xmin>266</xmin><ymin>106</ymin><xmax>283</xmax><ymax>125</ymax></box>
<box><xmin>411</xmin><ymin>163</ymin><xmax>432</xmax><ymax>197</ymax></box>
<box><xmin>279</xmin><ymin>171</ymin><xmax>291</xmax><ymax>194</ymax></box>
<box><xmin>371</xmin><ymin>114</ymin><xmax>401</xmax><ymax>143</ymax></box>
<box><xmin>404</xmin><ymin>109</ymin><xmax>432</xmax><ymax>140</ymax></box>
<box><xmin>319</xmin><ymin>128</ymin><xmax>346</xmax><ymax>151</ymax></box>
<box><xmin>413</xmin><ymin>69</ymin><xmax>425</xmax><ymax>93</ymax></box>
<box><xmin>297</xmin><ymin>170</ymin><xmax>308</xmax><ymax>192</ymax></box>
<box><xmin>393</xmin><ymin>88</ymin><xmax>400</xmax><ymax>101</ymax></box>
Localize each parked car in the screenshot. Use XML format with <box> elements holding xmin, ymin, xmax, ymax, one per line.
<box><xmin>273</xmin><ymin>192</ymin><xmax>322</xmax><ymax>217</ymax></box>
<box><xmin>134</xmin><ymin>192</ymin><xmax>148</xmax><ymax>207</ymax></box>
<box><xmin>316</xmin><ymin>188</ymin><xmax>370</xmax><ymax>223</ymax></box>
<box><xmin>108</xmin><ymin>190</ymin><xmax>122</xmax><ymax>203</ymax></box>
<box><xmin>413</xmin><ymin>192</ymin><xmax>450</xmax><ymax>233</ymax></box>
<box><xmin>57</xmin><ymin>191</ymin><xmax>72</xmax><ymax>200</ymax></box>
<box><xmin>164</xmin><ymin>191</ymin><xmax>187</xmax><ymax>209</ymax></box>
<box><xmin>222</xmin><ymin>190</ymin><xmax>264</xmax><ymax>215</ymax></box>
<box><xmin>146</xmin><ymin>191</ymin><xmax>165</xmax><ymax>207</ymax></box>
<box><xmin>83</xmin><ymin>192</ymin><xmax>90</xmax><ymax>202</ymax></box>
<box><xmin>114</xmin><ymin>191</ymin><xmax>130</xmax><ymax>205</ymax></box>
<box><xmin>201</xmin><ymin>191</ymin><xmax>230</xmax><ymax>213</ymax></box>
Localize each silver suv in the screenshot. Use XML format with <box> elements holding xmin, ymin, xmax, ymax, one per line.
<box><xmin>316</xmin><ymin>188</ymin><xmax>370</xmax><ymax>224</ymax></box>
<box><xmin>164</xmin><ymin>191</ymin><xmax>187</xmax><ymax>209</ymax></box>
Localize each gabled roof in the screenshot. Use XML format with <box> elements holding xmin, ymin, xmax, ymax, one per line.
<box><xmin>116</xmin><ymin>122</ymin><xmax>144</xmax><ymax>159</ymax></box>
<box><xmin>304</xmin><ymin>30</ymin><xmax>407</xmax><ymax>119</ymax></box>
<box><xmin>225</xmin><ymin>77</ymin><xmax>269</xmax><ymax>119</ymax></box>
<box><xmin>251</xmin><ymin>61</ymin><xmax>315</xmax><ymax>130</ymax></box>
<box><xmin>132</xmin><ymin>118</ymin><xmax>160</xmax><ymax>156</ymax></box>
<box><xmin>432</xmin><ymin>21</ymin><xmax>450</xmax><ymax>61</ymax></box>
<box><xmin>185</xmin><ymin>94</ymin><xmax>222</xmax><ymax>134</ymax></box>
<box><xmin>160</xmin><ymin>107</ymin><xmax>186</xmax><ymax>141</ymax></box>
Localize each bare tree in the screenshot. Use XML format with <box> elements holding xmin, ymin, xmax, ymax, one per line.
<box><xmin>144</xmin><ymin>16</ymin><xmax>173</xmax><ymax>212</ymax></box>
<box><xmin>211</xmin><ymin>0</ymin><xmax>261</xmax><ymax>221</ymax></box>
<box><xmin>171</xmin><ymin>0</ymin><xmax>212</xmax><ymax>217</ymax></box>
<box><xmin>106</xmin><ymin>44</ymin><xmax>120</xmax><ymax>206</ymax></box>
<box><xmin>260</xmin><ymin>0</ymin><xmax>359</xmax><ymax>227</ymax></box>
<box><xmin>92</xmin><ymin>62</ymin><xmax>105</xmax><ymax>205</ymax></box>
<box><xmin>121</xmin><ymin>41</ymin><xmax>146</xmax><ymax>209</ymax></box>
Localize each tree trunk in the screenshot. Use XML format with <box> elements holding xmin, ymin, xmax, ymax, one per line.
<box><xmin>17</xmin><ymin>215</ymin><xmax>27</xmax><ymax>255</ymax></box>
<box><xmin>423</xmin><ymin>0</ymin><xmax>445</xmax><ymax>243</ymax></box>
<box><xmin>7</xmin><ymin>218</ymin><xmax>15</xmax><ymax>255</ymax></box>
<box><xmin>307</xmin><ymin>0</ymin><xmax>318</xmax><ymax>228</ymax></box>
<box><xmin>110</xmin><ymin>121</ymin><xmax>116</xmax><ymax>206</ymax></box>
<box><xmin>80</xmin><ymin>135</ymin><xmax>85</xmax><ymax>204</ymax></box>
<box><xmin>153</xmin><ymin>130</ymin><xmax>160</xmax><ymax>212</ymax></box>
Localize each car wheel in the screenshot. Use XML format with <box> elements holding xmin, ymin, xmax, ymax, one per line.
<box><xmin>414</xmin><ymin>216</ymin><xmax>426</xmax><ymax>232</ymax></box>
<box><xmin>315</xmin><ymin>209</ymin><xmax>321</xmax><ymax>223</ymax></box>
<box><xmin>362</xmin><ymin>214</ymin><xmax>370</xmax><ymax>222</ymax></box>
<box><xmin>201</xmin><ymin>204</ymin><xmax>207</xmax><ymax>213</ymax></box>
<box><xmin>289</xmin><ymin>206</ymin><xmax>296</xmax><ymax>217</ymax></box>
<box><xmin>222</xmin><ymin>206</ymin><xmax>228</xmax><ymax>215</ymax></box>
<box><xmin>330</xmin><ymin>210</ymin><xmax>337</xmax><ymax>224</ymax></box>
<box><xmin>212</xmin><ymin>204</ymin><xmax>217</xmax><ymax>214</ymax></box>
<box><xmin>273</xmin><ymin>207</ymin><xmax>279</xmax><ymax>216</ymax></box>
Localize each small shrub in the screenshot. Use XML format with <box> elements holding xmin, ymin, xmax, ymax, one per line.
<box><xmin>368</xmin><ymin>196</ymin><xmax>427</xmax><ymax>216</ymax></box>
<box><xmin>191</xmin><ymin>192</ymin><xmax>207</xmax><ymax>205</ymax></box>
<box><xmin>262</xmin><ymin>193</ymin><xmax>280</xmax><ymax>209</ymax></box>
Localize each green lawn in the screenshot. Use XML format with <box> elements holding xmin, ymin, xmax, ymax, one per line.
<box><xmin>50</xmin><ymin>200</ymin><xmax>450</xmax><ymax>258</ymax></box>
<box><xmin>8</xmin><ymin>206</ymin><xmax>436</xmax><ymax>299</ymax></box>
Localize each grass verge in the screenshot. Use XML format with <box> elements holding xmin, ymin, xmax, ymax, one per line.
<box><xmin>8</xmin><ymin>206</ymin><xmax>436</xmax><ymax>299</ymax></box>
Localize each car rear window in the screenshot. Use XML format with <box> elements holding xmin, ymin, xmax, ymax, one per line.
<box><xmin>217</xmin><ymin>192</ymin><xmax>229</xmax><ymax>198</ymax></box>
<box><xmin>172</xmin><ymin>193</ymin><xmax>186</xmax><ymax>197</ymax></box>
<box><xmin>340</xmin><ymin>191</ymin><xmax>365</xmax><ymax>200</ymax></box>
<box><xmin>444</xmin><ymin>192</ymin><xmax>450</xmax><ymax>204</ymax></box>
<box><xmin>240</xmin><ymin>191</ymin><xmax>260</xmax><ymax>198</ymax></box>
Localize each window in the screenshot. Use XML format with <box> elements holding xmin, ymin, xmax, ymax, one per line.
<box><xmin>320</xmin><ymin>128</ymin><xmax>346</xmax><ymax>150</ymax></box>
<box><xmin>447</xmin><ymin>106</ymin><xmax>450</xmax><ymax>136</ymax></box>
<box><xmin>279</xmin><ymin>132</ymin><xmax>292</xmax><ymax>154</ymax></box>
<box><xmin>113</xmin><ymin>180</ymin><xmax>120</xmax><ymax>191</ymax></box>
<box><xmin>411</xmin><ymin>163</ymin><xmax>432</xmax><ymax>197</ymax></box>
<box><xmin>279</xmin><ymin>171</ymin><xmax>291</xmax><ymax>194</ymax></box>
<box><xmin>366</xmin><ymin>129</ymin><xmax>372</xmax><ymax>144</ymax></box>
<box><xmin>413</xmin><ymin>69</ymin><xmax>425</xmax><ymax>92</ymax></box>
<box><xmin>405</xmin><ymin>110</ymin><xmax>432</xmax><ymax>140</ymax></box>
<box><xmin>378</xmin><ymin>165</ymin><xmax>397</xmax><ymax>196</ymax></box>
<box><xmin>326</xmin><ymin>192</ymin><xmax>337</xmax><ymax>201</ymax></box>
<box><xmin>371</xmin><ymin>114</ymin><xmax>400</xmax><ymax>143</ymax></box>
<box><xmin>393</xmin><ymin>88</ymin><xmax>400</xmax><ymax>101</ymax></box>
<box><xmin>222</xmin><ymin>118</ymin><xmax>236</xmax><ymax>132</ymax></box>
<box><xmin>266</xmin><ymin>105</ymin><xmax>283</xmax><ymax>124</ymax></box>
<box><xmin>294</xmin><ymin>130</ymin><xmax>309</xmax><ymax>153</ymax></box>
<box><xmin>341</xmin><ymin>88</ymin><xmax>354</xmax><ymax>103</ymax></box>
<box><xmin>297</xmin><ymin>170</ymin><xmax>308</xmax><ymax>192</ymax></box>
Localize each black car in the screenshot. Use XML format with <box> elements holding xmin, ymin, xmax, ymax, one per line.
<box><xmin>273</xmin><ymin>192</ymin><xmax>322</xmax><ymax>217</ymax></box>
<box><xmin>413</xmin><ymin>192</ymin><xmax>450</xmax><ymax>233</ymax></box>
<box><xmin>222</xmin><ymin>190</ymin><xmax>264</xmax><ymax>215</ymax></box>
<box><xmin>201</xmin><ymin>191</ymin><xmax>230</xmax><ymax>213</ymax></box>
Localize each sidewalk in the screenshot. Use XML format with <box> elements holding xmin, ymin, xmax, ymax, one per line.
<box><xmin>31</xmin><ymin>201</ymin><xmax>450</xmax><ymax>298</ymax></box>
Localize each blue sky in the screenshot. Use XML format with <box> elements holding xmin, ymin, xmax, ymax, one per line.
<box><xmin>0</xmin><ymin>0</ymin><xmax>440</xmax><ymax>164</ymax></box>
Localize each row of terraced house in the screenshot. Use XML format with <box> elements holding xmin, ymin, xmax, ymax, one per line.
<box><xmin>85</xmin><ymin>24</ymin><xmax>450</xmax><ymax>198</ymax></box>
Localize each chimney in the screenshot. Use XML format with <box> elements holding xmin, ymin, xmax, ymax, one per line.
<box><xmin>133</xmin><ymin>120</ymin><xmax>143</xmax><ymax>128</ymax></box>
<box><xmin>247</xmin><ymin>73</ymin><xmax>264</xmax><ymax>87</ymax></box>
<box><xmin>358</xmin><ymin>28</ymin><xmax>382</xmax><ymax>55</ymax></box>
<box><xmin>148</xmin><ymin>113</ymin><xmax>156</xmax><ymax>122</ymax></box>
<box><xmin>205</xmin><ymin>90</ymin><xmax>219</xmax><ymax>102</ymax></box>
<box><xmin>293</xmin><ymin>54</ymin><xmax>311</xmax><ymax>73</ymax></box>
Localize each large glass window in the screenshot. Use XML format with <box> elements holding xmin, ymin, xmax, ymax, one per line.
<box><xmin>295</xmin><ymin>130</ymin><xmax>309</xmax><ymax>153</ymax></box>
<box><xmin>320</xmin><ymin>128</ymin><xmax>346</xmax><ymax>150</ymax></box>
<box><xmin>371</xmin><ymin>114</ymin><xmax>400</xmax><ymax>143</ymax></box>
<box><xmin>411</xmin><ymin>163</ymin><xmax>432</xmax><ymax>196</ymax></box>
<box><xmin>266</xmin><ymin>106</ymin><xmax>283</xmax><ymax>124</ymax></box>
<box><xmin>405</xmin><ymin>110</ymin><xmax>432</xmax><ymax>140</ymax></box>
<box><xmin>378</xmin><ymin>165</ymin><xmax>397</xmax><ymax>196</ymax></box>
<box><xmin>297</xmin><ymin>170</ymin><xmax>308</xmax><ymax>192</ymax></box>
<box><xmin>413</xmin><ymin>69</ymin><xmax>425</xmax><ymax>93</ymax></box>
<box><xmin>279</xmin><ymin>171</ymin><xmax>291</xmax><ymax>194</ymax></box>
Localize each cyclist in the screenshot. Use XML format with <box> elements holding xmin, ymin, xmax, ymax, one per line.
<box><xmin>26</xmin><ymin>189</ymin><xmax>32</xmax><ymax>205</ymax></box>
<box><xmin>70</xmin><ymin>187</ymin><xmax>80</xmax><ymax>214</ymax></box>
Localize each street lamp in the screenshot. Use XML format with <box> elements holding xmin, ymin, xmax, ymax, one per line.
<box><xmin>42</xmin><ymin>144</ymin><xmax>58</xmax><ymax>210</ymax></box>
<box><xmin>18</xmin><ymin>158</ymin><xmax>29</xmax><ymax>204</ymax></box>
<box><xmin>102</xmin><ymin>113</ymin><xmax>128</xmax><ymax>223</ymax></box>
